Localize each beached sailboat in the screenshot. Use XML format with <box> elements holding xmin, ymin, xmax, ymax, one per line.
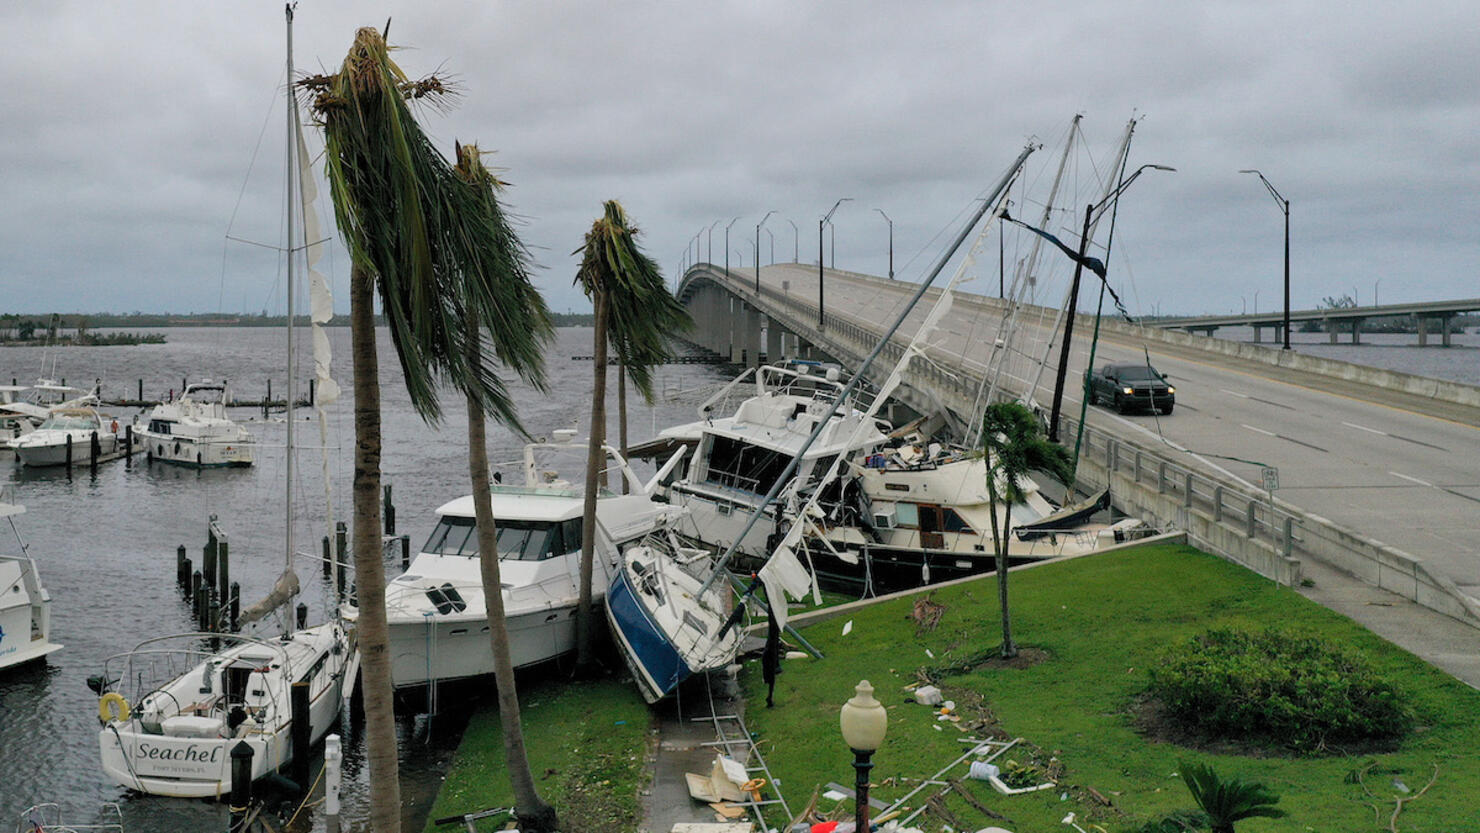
<box><xmin>93</xmin><ymin>5</ymin><xmax>351</xmax><ymax>798</ymax></box>
<box><xmin>138</xmin><ymin>381</ymin><xmax>255</xmax><ymax>468</ymax></box>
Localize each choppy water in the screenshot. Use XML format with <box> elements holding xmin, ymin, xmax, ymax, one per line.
<box><xmin>0</xmin><ymin>326</ymin><xmax>729</xmax><ymax>832</ymax></box>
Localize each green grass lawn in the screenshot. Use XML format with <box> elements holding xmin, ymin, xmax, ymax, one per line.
<box><xmin>421</xmin><ymin>676</ymin><xmax>651</xmax><ymax>833</ymax></box>
<box><xmin>740</xmin><ymin>542</ymin><xmax>1480</xmax><ymax>832</ymax></box>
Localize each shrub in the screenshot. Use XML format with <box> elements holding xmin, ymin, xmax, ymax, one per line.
<box><xmin>1146</xmin><ymin>626</ymin><xmax>1412</xmax><ymax>751</ymax></box>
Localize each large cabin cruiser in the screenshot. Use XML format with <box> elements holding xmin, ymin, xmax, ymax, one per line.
<box><xmin>384</xmin><ymin>435</ymin><xmax>683</xmax><ymax>689</ymax></box>
<box><xmin>651</xmin><ymin>363</ymin><xmax>1146</xmax><ymax>592</ymax></box>
<box><xmin>138</xmin><ymin>381</ymin><xmax>254</xmax><ymax>468</ymax></box>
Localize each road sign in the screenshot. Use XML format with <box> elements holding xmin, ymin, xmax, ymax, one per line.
<box><xmin>1261</xmin><ymin>466</ymin><xmax>1279</xmax><ymax>492</ymax></box>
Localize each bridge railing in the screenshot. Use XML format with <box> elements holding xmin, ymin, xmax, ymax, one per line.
<box><xmin>1065</xmin><ymin>412</ymin><xmax>1480</xmax><ymax>627</ymax></box>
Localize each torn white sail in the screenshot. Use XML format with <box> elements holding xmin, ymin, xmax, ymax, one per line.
<box><xmin>295</xmin><ymin>123</ymin><xmax>340</xmax><ymax>409</ymax></box>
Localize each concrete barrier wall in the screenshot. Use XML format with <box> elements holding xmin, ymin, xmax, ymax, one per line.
<box><xmin>1096</xmin><ymin>316</ymin><xmax>1480</xmax><ymax>408</ymax></box>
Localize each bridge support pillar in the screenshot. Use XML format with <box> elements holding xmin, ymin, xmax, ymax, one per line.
<box><xmin>1252</xmin><ymin>325</ymin><xmax>1262</xmax><ymax>343</ymax></box>
<box><xmin>1351</xmin><ymin>317</ymin><xmax>1363</xmax><ymax>344</ymax></box>
<box><xmin>1418</xmin><ymin>315</ymin><xmax>1429</xmax><ymax>347</ymax></box>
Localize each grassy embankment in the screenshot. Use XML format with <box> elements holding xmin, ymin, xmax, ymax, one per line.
<box><xmin>741</xmin><ymin>541</ymin><xmax>1480</xmax><ymax>831</ymax></box>
<box><xmin>427</xmin><ymin>541</ymin><xmax>1480</xmax><ymax>831</ymax></box>
<box><xmin>420</xmin><ymin>676</ymin><xmax>650</xmax><ymax>833</ymax></box>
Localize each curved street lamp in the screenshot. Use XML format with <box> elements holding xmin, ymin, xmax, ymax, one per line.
<box><xmin>840</xmin><ymin>680</ymin><xmax>887</xmax><ymax>833</ymax></box>
<box><xmin>787</xmin><ymin>219</ymin><xmax>799</xmax><ymax>263</ymax></box>
<box><xmin>724</xmin><ymin>216</ymin><xmax>741</xmax><ymax>277</ymax></box>
<box><xmin>1240</xmin><ymin>169</ymin><xmax>1291</xmax><ymax>350</ymax></box>
<box><xmin>755</xmin><ymin>210</ymin><xmax>776</xmax><ymax>293</ymax></box>
<box><xmin>818</xmin><ymin>198</ymin><xmax>851</xmax><ymax>328</ymax></box>
<box><xmin>707</xmin><ymin>218</ymin><xmax>723</xmax><ymax>265</ymax></box>
<box><xmin>874</xmin><ymin>208</ymin><xmax>893</xmax><ymax>280</ymax></box>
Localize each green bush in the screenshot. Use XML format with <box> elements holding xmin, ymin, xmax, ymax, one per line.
<box><xmin>1147</xmin><ymin>626</ymin><xmax>1412</xmax><ymax>751</ymax></box>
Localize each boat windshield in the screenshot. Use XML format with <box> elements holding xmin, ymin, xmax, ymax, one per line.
<box><xmin>422</xmin><ymin>515</ymin><xmax>583</xmax><ymax>561</ymax></box>
<box><xmin>38</xmin><ymin>415</ymin><xmax>96</xmax><ymax>431</ymax></box>
<box><xmin>702</xmin><ymin>436</ymin><xmax>793</xmax><ymax>496</ymax></box>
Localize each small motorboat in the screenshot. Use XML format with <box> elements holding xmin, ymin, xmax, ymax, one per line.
<box><xmin>0</xmin><ymin>486</ymin><xmax>63</xmax><ymax>671</ymax></box>
<box><xmin>11</xmin><ymin>405</ymin><xmax>117</xmax><ymax>468</ymax></box>
<box><xmin>137</xmin><ymin>381</ymin><xmax>254</xmax><ymax>468</ymax></box>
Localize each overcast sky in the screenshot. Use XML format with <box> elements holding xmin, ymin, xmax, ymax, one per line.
<box><xmin>2</xmin><ymin>1</ymin><xmax>1476</xmax><ymax>319</ymax></box>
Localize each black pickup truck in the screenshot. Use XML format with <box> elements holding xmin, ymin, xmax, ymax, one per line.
<box><xmin>1088</xmin><ymin>362</ymin><xmax>1175</xmax><ymax>414</ymax></box>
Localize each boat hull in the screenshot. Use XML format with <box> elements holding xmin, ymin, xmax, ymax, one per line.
<box><xmin>15</xmin><ymin>433</ymin><xmax>117</xmax><ymax>467</ymax></box>
<box><xmin>140</xmin><ymin>432</ymin><xmax>253</xmax><ymax>468</ymax></box>
<box><xmin>388</xmin><ymin>601</ymin><xmax>582</xmax><ymax>688</ymax></box>
<box><xmin>606</xmin><ymin>564</ymin><xmax>690</xmax><ymax>704</ymax></box>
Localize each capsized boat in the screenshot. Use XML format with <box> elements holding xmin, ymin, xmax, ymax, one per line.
<box><xmin>138</xmin><ymin>381</ymin><xmax>254</xmax><ymax>468</ymax></box>
<box><xmin>0</xmin><ymin>486</ymin><xmax>63</xmax><ymax>671</ymax></box>
<box><xmin>94</xmin><ymin>625</ymin><xmax>349</xmax><ymax>798</ymax></box>
<box><xmin>384</xmin><ymin>434</ymin><xmax>685</xmax><ymax>689</ymax></box>
<box><xmin>605</xmin><ymin>526</ymin><xmax>742</xmax><ymax>703</ymax></box>
<box><xmin>11</xmin><ymin>405</ymin><xmax>117</xmax><ymax>468</ymax></box>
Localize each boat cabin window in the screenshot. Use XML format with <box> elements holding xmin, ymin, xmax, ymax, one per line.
<box><xmin>422</xmin><ymin>515</ymin><xmax>582</xmax><ymax>561</ymax></box>
<box><xmin>701</xmin><ymin>436</ymin><xmax>792</xmax><ymax>496</ymax></box>
<box><xmin>38</xmin><ymin>415</ymin><xmax>95</xmax><ymax>431</ymax></box>
<box><xmin>888</xmin><ymin>503</ymin><xmax>973</xmax><ymax>534</ymax></box>
<box><xmin>149</xmin><ymin>419</ymin><xmax>174</xmax><ymax>435</ymax></box>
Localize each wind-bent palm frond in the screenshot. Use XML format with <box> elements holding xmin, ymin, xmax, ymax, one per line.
<box><xmin>448</xmin><ymin>141</ymin><xmax>553</xmax><ymax>432</ymax></box>
<box><xmin>573</xmin><ymin>200</ymin><xmax>691</xmax><ymax>401</ymax></box>
<box><xmin>301</xmin><ymin>27</ymin><xmax>537</xmax><ymax>423</ymax></box>
<box><xmin>981</xmin><ymin>401</ymin><xmax>1072</xmax><ymax>503</ymax></box>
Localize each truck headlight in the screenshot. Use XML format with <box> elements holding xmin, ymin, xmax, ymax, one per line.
<box><xmin>1122</xmin><ymin>387</ymin><xmax>1134</xmax><ymax>395</ymax></box>
<box><xmin>1167</xmin><ymin>386</ymin><xmax>1176</xmax><ymax>394</ymax></box>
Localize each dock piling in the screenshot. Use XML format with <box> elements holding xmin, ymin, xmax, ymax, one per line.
<box><xmin>324</xmin><ymin>734</ymin><xmax>342</xmax><ymax>833</ymax></box>
<box><xmin>228</xmin><ymin>581</ymin><xmax>240</xmax><ymax>632</ymax></box>
<box><xmin>229</xmin><ymin>741</ymin><xmax>254</xmax><ymax>833</ymax></box>
<box><xmin>296</xmin><ymin>602</ymin><xmax>307</xmax><ymax>631</ymax></box>
<box><xmin>400</xmin><ymin>534</ymin><xmax>410</xmax><ymax>571</ymax></box>
<box><xmin>321</xmin><ymin>535</ymin><xmax>332</xmax><ymax>577</ymax></box>
<box><xmin>383</xmin><ymin>484</ymin><xmax>395</xmax><ymax>535</ymax></box>
<box><xmin>90</xmin><ymin>431</ymin><xmax>100</xmax><ymax>474</ymax></box>
<box><xmin>290</xmin><ymin>681</ymin><xmax>311</xmax><ymax>794</ymax></box>
<box><xmin>190</xmin><ymin>570</ymin><xmax>203</xmax><ymax>612</ymax></box>
<box><xmin>218</xmin><ymin>540</ymin><xmax>230</xmax><ymax>607</ymax></box>
<box><xmin>176</xmin><ymin>545</ymin><xmax>188</xmax><ymax>588</ymax></box>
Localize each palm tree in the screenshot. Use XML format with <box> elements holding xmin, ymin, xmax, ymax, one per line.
<box><xmin>571</xmin><ymin>200</ymin><xmax>686</xmax><ymax>668</ymax></box>
<box><xmin>451</xmin><ymin>143</ymin><xmax>558</xmax><ymax>832</ymax></box>
<box><xmin>301</xmin><ymin>27</ymin><xmax>545</xmax><ymax>833</ymax></box>
<box><xmin>979</xmin><ymin>401</ymin><xmax>1071</xmax><ymax>658</ymax></box>
<box><xmin>1179</xmin><ymin>760</ymin><xmax>1286</xmax><ymax>833</ymax></box>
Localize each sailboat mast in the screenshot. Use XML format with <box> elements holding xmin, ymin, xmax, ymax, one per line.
<box><xmin>283</xmin><ymin>2</ymin><xmax>297</xmax><ymax>602</ymax></box>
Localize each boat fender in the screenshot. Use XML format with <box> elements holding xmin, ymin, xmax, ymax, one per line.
<box><xmin>99</xmin><ymin>692</ymin><xmax>130</xmax><ymax>724</ymax></box>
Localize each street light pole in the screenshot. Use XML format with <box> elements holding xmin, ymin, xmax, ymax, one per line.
<box><xmin>707</xmin><ymin>218</ymin><xmax>722</xmax><ymax>264</ymax></box>
<box><xmin>1240</xmin><ymin>169</ymin><xmax>1291</xmax><ymax>350</ymax></box>
<box><xmin>724</xmin><ymin>216</ymin><xmax>740</xmax><ymax>277</ymax></box>
<box><xmin>840</xmin><ymin>681</ymin><xmax>887</xmax><ymax>833</ymax></box>
<box><xmin>874</xmin><ymin>208</ymin><xmax>893</xmax><ymax>280</ymax></box>
<box><xmin>787</xmin><ymin>219</ymin><xmax>799</xmax><ymax>262</ymax></box>
<box><xmin>765</xmin><ymin>228</ymin><xmax>774</xmax><ymax>265</ymax></box>
<box><xmin>818</xmin><ymin>198</ymin><xmax>851</xmax><ymax>328</ymax></box>
<box><xmin>755</xmin><ymin>210</ymin><xmax>776</xmax><ymax>293</ymax></box>
<box><xmin>1046</xmin><ymin>164</ymin><xmax>1174</xmax><ymax>442</ymax></box>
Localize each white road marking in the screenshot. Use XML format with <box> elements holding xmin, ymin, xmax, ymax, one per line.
<box><xmin>1241</xmin><ymin>424</ymin><xmax>1277</xmax><ymax>437</ymax></box>
<box><xmin>1343</xmin><ymin>421</ymin><xmax>1387</xmax><ymax>436</ymax></box>
<box><xmin>1220</xmin><ymin>389</ymin><xmax>1250</xmax><ymax>398</ymax></box>
<box><xmin>1389</xmin><ymin>471</ymin><xmax>1434</xmax><ymax>487</ymax></box>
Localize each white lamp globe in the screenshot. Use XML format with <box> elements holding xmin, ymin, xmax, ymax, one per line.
<box><xmin>839</xmin><ymin>679</ymin><xmax>888</xmax><ymax>752</ymax></box>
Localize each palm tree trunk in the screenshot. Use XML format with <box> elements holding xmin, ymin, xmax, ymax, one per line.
<box><xmin>986</xmin><ymin>479</ymin><xmax>1016</xmax><ymax>659</ymax></box>
<box><xmin>576</xmin><ymin>286</ymin><xmax>609</xmax><ymax>670</ymax></box>
<box><xmin>618</xmin><ymin>360</ymin><xmax>629</xmax><ymax>494</ymax></box>
<box><xmin>350</xmin><ymin>263</ymin><xmax>401</xmax><ymax>833</ymax></box>
<box><xmin>465</xmin><ymin>332</ymin><xmax>557</xmax><ymax>832</ymax></box>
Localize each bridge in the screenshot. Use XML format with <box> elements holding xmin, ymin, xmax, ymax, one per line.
<box><xmin>1153</xmin><ymin>298</ymin><xmax>1480</xmax><ymax>345</ymax></box>
<box><xmin>675</xmin><ymin>261</ymin><xmax>1480</xmax><ymax>640</ymax></box>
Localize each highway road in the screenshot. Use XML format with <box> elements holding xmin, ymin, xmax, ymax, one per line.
<box><xmin>747</xmin><ymin>263</ymin><xmax>1480</xmax><ymax>598</ymax></box>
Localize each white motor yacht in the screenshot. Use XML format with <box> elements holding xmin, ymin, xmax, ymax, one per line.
<box><xmin>95</xmin><ymin>625</ymin><xmax>349</xmax><ymax>798</ymax></box>
<box><xmin>650</xmin><ymin>362</ymin><xmax>1146</xmax><ymax>592</ymax></box>
<box><xmin>0</xmin><ymin>486</ymin><xmax>63</xmax><ymax>671</ymax></box>
<box><xmin>0</xmin><ymin>380</ymin><xmax>90</xmax><ymax>455</ymax></box>
<box><xmin>12</xmin><ymin>406</ymin><xmax>117</xmax><ymax>468</ymax></box>
<box><xmin>385</xmin><ymin>435</ymin><xmax>683</xmax><ymax>689</ymax></box>
<box><xmin>138</xmin><ymin>381</ymin><xmax>254</xmax><ymax>468</ymax></box>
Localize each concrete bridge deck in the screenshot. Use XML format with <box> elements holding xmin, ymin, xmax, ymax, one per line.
<box><xmin>676</xmin><ymin>263</ymin><xmax>1480</xmax><ymax>643</ymax></box>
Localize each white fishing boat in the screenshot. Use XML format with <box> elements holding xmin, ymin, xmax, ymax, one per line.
<box><xmin>93</xmin><ymin>5</ymin><xmax>352</xmax><ymax>799</ymax></box>
<box><xmin>1</xmin><ymin>381</ymin><xmax>94</xmax><ymax>457</ymax></box>
<box><xmin>12</xmin><ymin>406</ymin><xmax>118</xmax><ymax>468</ymax></box>
<box><xmin>605</xmin><ymin>527</ymin><xmax>741</xmax><ymax>703</ymax></box>
<box><xmin>138</xmin><ymin>381</ymin><xmax>254</xmax><ymax>468</ymax></box>
<box><xmin>0</xmin><ymin>486</ymin><xmax>63</xmax><ymax>671</ymax></box>
<box><xmin>385</xmin><ymin>434</ymin><xmax>684</xmax><ymax>689</ymax></box>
